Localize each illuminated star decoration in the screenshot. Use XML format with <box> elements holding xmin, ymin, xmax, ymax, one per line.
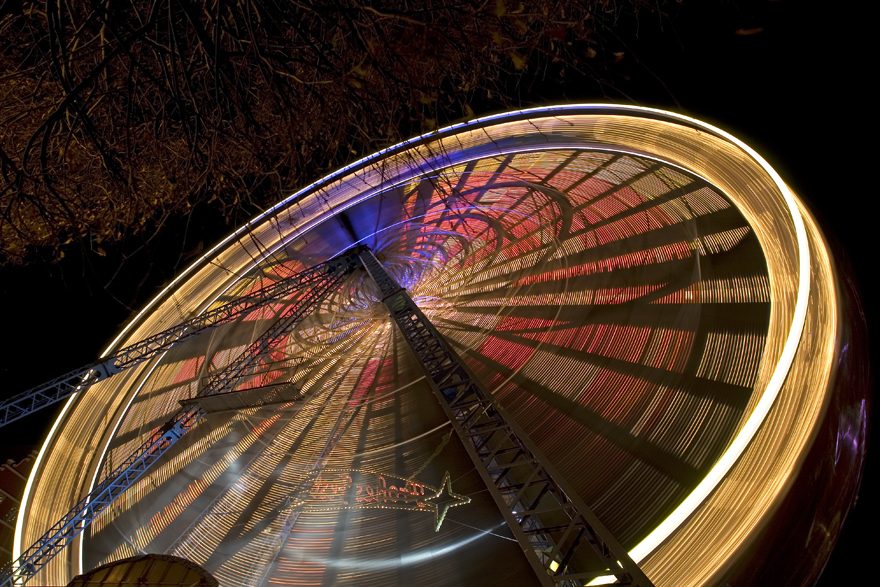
<box><xmin>425</xmin><ymin>471</ymin><xmax>471</xmax><ymax>531</ymax></box>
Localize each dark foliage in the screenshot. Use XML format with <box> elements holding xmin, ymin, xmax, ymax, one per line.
<box><xmin>0</xmin><ymin>0</ymin><xmax>648</xmax><ymax>264</ymax></box>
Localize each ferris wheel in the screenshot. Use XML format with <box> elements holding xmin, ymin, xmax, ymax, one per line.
<box><xmin>6</xmin><ymin>105</ymin><xmax>861</xmax><ymax>587</ymax></box>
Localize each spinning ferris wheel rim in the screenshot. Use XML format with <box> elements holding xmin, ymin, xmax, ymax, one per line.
<box><xmin>98</xmin><ymin>104</ymin><xmax>809</xmax><ymax>359</ymax></box>
<box><xmin>15</xmin><ymin>104</ymin><xmax>838</xmax><ymax>587</ymax></box>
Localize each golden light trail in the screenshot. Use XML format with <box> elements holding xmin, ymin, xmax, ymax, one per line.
<box><xmin>15</xmin><ymin>106</ymin><xmax>845</xmax><ymax>587</ymax></box>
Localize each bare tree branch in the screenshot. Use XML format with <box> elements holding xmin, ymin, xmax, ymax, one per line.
<box><xmin>0</xmin><ymin>0</ymin><xmax>652</xmax><ymax>265</ymax></box>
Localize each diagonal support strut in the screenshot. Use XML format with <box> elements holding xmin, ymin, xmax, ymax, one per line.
<box><xmin>1</xmin><ymin>250</ymin><xmax>363</xmax><ymax>587</ymax></box>
<box><xmin>0</xmin><ymin>262</ymin><xmax>333</xmax><ymax>429</ymax></box>
<box><xmin>358</xmin><ymin>248</ymin><xmax>655</xmax><ymax>587</ymax></box>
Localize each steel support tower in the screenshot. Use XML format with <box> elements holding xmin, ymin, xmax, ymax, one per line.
<box><xmin>3</xmin><ymin>248</ymin><xmax>653</xmax><ymax>587</ymax></box>
<box><xmin>357</xmin><ymin>249</ymin><xmax>654</xmax><ymax>587</ymax></box>
<box><xmin>1</xmin><ymin>252</ymin><xmax>362</xmax><ymax>587</ymax></box>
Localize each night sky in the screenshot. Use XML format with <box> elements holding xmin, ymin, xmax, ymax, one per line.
<box><xmin>0</xmin><ymin>2</ymin><xmax>872</xmax><ymax>586</ymax></box>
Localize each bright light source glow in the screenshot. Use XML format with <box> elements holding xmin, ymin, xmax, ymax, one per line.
<box><xmin>17</xmin><ymin>106</ymin><xmax>839</xmax><ymax>587</ymax></box>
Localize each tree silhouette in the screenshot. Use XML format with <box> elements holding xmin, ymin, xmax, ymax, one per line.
<box><xmin>0</xmin><ymin>0</ymin><xmax>647</xmax><ymax>265</ymax></box>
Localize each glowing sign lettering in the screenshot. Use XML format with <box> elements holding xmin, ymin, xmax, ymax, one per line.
<box><xmin>288</xmin><ymin>469</ymin><xmax>469</xmax><ymax>531</ymax></box>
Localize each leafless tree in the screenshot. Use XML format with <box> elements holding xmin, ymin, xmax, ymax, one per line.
<box><xmin>0</xmin><ymin>0</ymin><xmax>650</xmax><ymax>265</ymax></box>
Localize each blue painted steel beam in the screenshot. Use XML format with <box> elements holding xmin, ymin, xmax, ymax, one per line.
<box><xmin>1</xmin><ymin>250</ymin><xmax>364</xmax><ymax>586</ymax></box>
<box><xmin>0</xmin><ymin>263</ymin><xmax>330</xmax><ymax>428</ymax></box>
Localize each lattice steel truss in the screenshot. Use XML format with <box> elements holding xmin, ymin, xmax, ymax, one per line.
<box><xmin>0</xmin><ymin>263</ymin><xmax>330</xmax><ymax>428</ymax></box>
<box><xmin>358</xmin><ymin>249</ymin><xmax>654</xmax><ymax>587</ymax></box>
<box><xmin>5</xmin><ymin>247</ymin><xmax>654</xmax><ymax>587</ymax></box>
<box><xmin>1</xmin><ymin>253</ymin><xmax>361</xmax><ymax>587</ymax></box>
